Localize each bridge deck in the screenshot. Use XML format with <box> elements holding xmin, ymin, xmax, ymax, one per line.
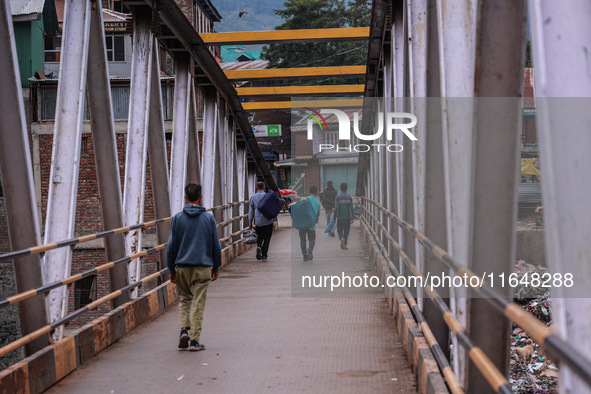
<box><xmin>47</xmin><ymin>214</ymin><xmax>417</xmax><ymax>393</ymax></box>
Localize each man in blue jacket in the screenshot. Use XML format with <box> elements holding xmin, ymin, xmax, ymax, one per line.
<box><xmin>167</xmin><ymin>183</ymin><xmax>221</xmax><ymax>351</ymax></box>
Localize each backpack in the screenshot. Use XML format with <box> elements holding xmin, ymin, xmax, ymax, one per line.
<box><xmin>257</xmin><ymin>191</ymin><xmax>282</xmax><ymax>219</ymax></box>
<box><xmin>289</xmin><ymin>198</ymin><xmax>317</xmax><ymax>229</ymax></box>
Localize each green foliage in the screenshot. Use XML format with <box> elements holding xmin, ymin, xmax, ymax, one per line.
<box><xmin>261</xmin><ymin>0</ymin><xmax>371</xmax><ymax>75</ymax></box>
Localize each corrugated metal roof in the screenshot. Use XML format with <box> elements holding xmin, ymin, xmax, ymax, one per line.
<box><xmin>29</xmin><ymin>75</ymin><xmax>175</xmax><ymax>82</ymax></box>
<box><xmin>10</xmin><ymin>0</ymin><xmax>44</xmax><ymax>16</ymax></box>
<box><xmin>221</xmin><ymin>60</ymin><xmax>269</xmax><ymax>71</ymax></box>
<box><xmin>102</xmin><ymin>9</ymin><xmax>128</xmax><ymax>22</ymax></box>
<box><xmin>54</xmin><ymin>0</ymin><xmax>128</xmax><ymax>22</ymax></box>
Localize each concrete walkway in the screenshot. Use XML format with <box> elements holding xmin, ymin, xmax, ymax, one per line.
<box><xmin>48</xmin><ymin>212</ymin><xmax>417</xmax><ymax>393</ymax></box>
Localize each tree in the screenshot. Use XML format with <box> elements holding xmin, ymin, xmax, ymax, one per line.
<box><xmin>261</xmin><ymin>0</ymin><xmax>371</xmax><ymax>81</ymax></box>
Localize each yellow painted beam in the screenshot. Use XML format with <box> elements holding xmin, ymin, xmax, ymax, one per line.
<box><xmin>242</xmin><ymin>99</ymin><xmax>364</xmax><ymax>111</ymax></box>
<box><xmin>225</xmin><ymin>65</ymin><xmax>366</xmax><ymax>81</ymax></box>
<box><xmin>236</xmin><ymin>85</ymin><xmax>364</xmax><ymax>97</ymax></box>
<box><xmin>201</xmin><ymin>27</ymin><xmax>370</xmax><ymax>45</ymax></box>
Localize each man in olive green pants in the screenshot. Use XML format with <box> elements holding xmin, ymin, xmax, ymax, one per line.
<box><xmin>167</xmin><ymin>184</ymin><xmax>221</xmax><ymax>351</ymax></box>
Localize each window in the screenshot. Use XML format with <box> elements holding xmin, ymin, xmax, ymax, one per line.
<box><xmin>75</xmin><ymin>275</ymin><xmax>97</xmax><ymax>309</ymax></box>
<box><xmin>106</xmin><ymin>35</ymin><xmax>125</xmax><ymax>62</ymax></box>
<box><xmin>113</xmin><ymin>1</ymin><xmax>130</xmax><ymax>13</ymax></box>
<box><xmin>44</xmin><ymin>35</ymin><xmax>61</xmax><ymax>62</ymax></box>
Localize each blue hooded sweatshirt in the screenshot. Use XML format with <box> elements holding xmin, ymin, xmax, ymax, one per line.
<box><xmin>166</xmin><ymin>204</ymin><xmax>222</xmax><ymax>275</ymax></box>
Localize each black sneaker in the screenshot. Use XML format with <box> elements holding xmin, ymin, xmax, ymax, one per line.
<box><xmin>307</xmin><ymin>247</ymin><xmax>313</xmax><ymax>261</ymax></box>
<box><xmin>189</xmin><ymin>340</ymin><xmax>205</xmax><ymax>351</ymax></box>
<box><xmin>329</xmin><ymin>232</ymin><xmax>335</xmax><ymax>237</ymax></box>
<box><xmin>178</xmin><ymin>329</ymin><xmax>189</xmax><ymax>349</ymax></box>
<box><xmin>256</xmin><ymin>247</ymin><xmax>262</xmax><ymax>260</ymax></box>
<box><xmin>303</xmin><ymin>255</ymin><xmax>309</xmax><ymax>262</ymax></box>
<box><xmin>262</xmin><ymin>256</ymin><xmax>267</xmax><ymax>262</ymax></box>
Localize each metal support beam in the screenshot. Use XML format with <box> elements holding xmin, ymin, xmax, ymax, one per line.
<box><xmin>213</xmin><ymin>101</ymin><xmax>225</xmax><ymax>228</ymax></box>
<box><xmin>355</xmin><ymin>0</ymin><xmax>389</xmax><ymax>197</ymax></box>
<box><xmin>530</xmin><ymin>1</ymin><xmax>591</xmax><ymax>391</ymax></box>
<box><xmin>235</xmin><ymin>85</ymin><xmax>365</xmax><ymax>97</ymax></box>
<box><xmin>231</xmin><ymin>136</ymin><xmax>241</xmax><ymax>242</ymax></box>
<box><xmin>436</xmin><ymin>0</ymin><xmax>477</xmax><ymax>384</ymax></box>
<box><xmin>224</xmin><ymin>66</ymin><xmax>366</xmax><ymax>81</ymax></box>
<box><xmin>201</xmin><ymin>87</ymin><xmax>218</xmax><ymax>208</ymax></box>
<box><xmin>422</xmin><ymin>0</ymin><xmax>451</xmax><ymax>370</ymax></box>
<box><xmin>123</xmin><ymin>8</ymin><xmax>153</xmax><ymax>295</ymax></box>
<box><xmin>170</xmin><ymin>54</ymin><xmax>191</xmax><ymax>214</ymax></box>
<box><xmin>0</xmin><ymin>0</ymin><xmax>50</xmax><ymax>354</ymax></box>
<box><xmin>237</xmin><ymin>145</ymin><xmax>248</xmax><ymax>229</ymax></box>
<box><xmin>43</xmin><ymin>0</ymin><xmax>92</xmax><ymax>338</ymax></box>
<box><xmin>466</xmin><ymin>2</ymin><xmax>528</xmax><ymax>392</ymax></box>
<box><xmin>200</xmin><ymin>27</ymin><xmax>370</xmax><ymax>45</ymax></box>
<box><xmin>187</xmin><ymin>79</ymin><xmax>201</xmax><ymax>184</ymax></box>
<box><xmin>86</xmin><ymin>0</ymin><xmax>129</xmax><ymax>307</ymax></box>
<box><xmin>393</xmin><ymin>1</ymin><xmax>405</xmax><ymax>273</ymax></box>
<box><xmin>383</xmin><ymin>40</ymin><xmax>394</xmax><ymax>263</ymax></box>
<box><xmin>408</xmin><ymin>0</ymin><xmax>428</xmax><ymax>306</ymax></box>
<box><xmin>242</xmin><ymin>100</ymin><xmax>364</xmax><ymax>111</ymax></box>
<box><xmin>147</xmin><ymin>41</ymin><xmax>171</xmax><ymax>273</ymax></box>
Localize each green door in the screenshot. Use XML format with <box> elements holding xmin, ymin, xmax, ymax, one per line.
<box><xmin>323</xmin><ymin>164</ymin><xmax>358</xmax><ymax>194</ymax></box>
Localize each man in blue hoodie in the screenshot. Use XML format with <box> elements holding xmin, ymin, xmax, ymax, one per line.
<box><xmin>167</xmin><ymin>183</ymin><xmax>221</xmax><ymax>351</ymax></box>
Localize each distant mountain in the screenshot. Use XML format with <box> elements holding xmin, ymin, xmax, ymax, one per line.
<box><xmin>213</xmin><ymin>0</ymin><xmax>286</xmax><ymax>33</ymax></box>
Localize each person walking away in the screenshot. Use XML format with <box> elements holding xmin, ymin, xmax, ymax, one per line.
<box><xmin>167</xmin><ymin>183</ymin><xmax>221</xmax><ymax>351</ymax></box>
<box><xmin>334</xmin><ymin>182</ymin><xmax>354</xmax><ymax>249</ymax></box>
<box><xmin>321</xmin><ymin>181</ymin><xmax>338</xmax><ymax>237</ymax></box>
<box><xmin>249</xmin><ymin>181</ymin><xmax>274</xmax><ymax>261</ymax></box>
<box><xmin>299</xmin><ymin>186</ymin><xmax>321</xmax><ymax>261</ymax></box>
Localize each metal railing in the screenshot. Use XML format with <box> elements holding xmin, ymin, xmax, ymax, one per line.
<box><xmin>0</xmin><ymin>200</ymin><xmax>252</xmax><ymax>358</ymax></box>
<box><xmin>361</xmin><ymin>197</ymin><xmax>591</xmax><ymax>392</ymax></box>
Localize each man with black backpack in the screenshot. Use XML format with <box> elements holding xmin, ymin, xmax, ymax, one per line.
<box><xmin>334</xmin><ymin>182</ymin><xmax>355</xmax><ymax>249</ymax></box>
<box><xmin>249</xmin><ymin>182</ymin><xmax>275</xmax><ymax>262</ymax></box>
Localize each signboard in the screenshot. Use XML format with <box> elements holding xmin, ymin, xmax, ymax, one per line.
<box><xmin>253</xmin><ymin>124</ymin><xmax>281</xmax><ymax>137</ymax></box>
<box><xmin>523</xmin><ymin>108</ymin><xmax>536</xmax><ymax>116</ymax></box>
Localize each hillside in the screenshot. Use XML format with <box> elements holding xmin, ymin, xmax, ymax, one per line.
<box><xmin>213</xmin><ymin>0</ymin><xmax>285</xmax><ymax>33</ymax></box>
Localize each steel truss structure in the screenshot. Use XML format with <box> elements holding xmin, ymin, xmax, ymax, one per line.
<box><xmin>358</xmin><ymin>0</ymin><xmax>591</xmax><ymax>392</ymax></box>
<box><xmin>0</xmin><ymin>0</ymin><xmax>271</xmax><ymax>350</ymax></box>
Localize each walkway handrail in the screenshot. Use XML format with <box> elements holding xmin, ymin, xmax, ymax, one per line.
<box><xmin>0</xmin><ymin>199</ymin><xmax>252</xmax><ymax>359</ymax></box>
<box><xmin>219</xmin><ymin>227</ymin><xmax>250</xmax><ymax>244</ymax></box>
<box><xmin>0</xmin><ymin>200</ymin><xmax>249</xmax><ymax>262</ymax></box>
<box><xmin>0</xmin><ymin>217</ymin><xmax>172</xmax><ymax>262</ymax></box>
<box><xmin>362</xmin><ymin>196</ymin><xmax>591</xmax><ymax>387</ymax></box>
<box><xmin>360</xmin><ymin>214</ymin><xmax>464</xmax><ymax>394</ymax></box>
<box><xmin>0</xmin><ymin>267</ymin><xmax>170</xmax><ymax>358</ymax></box>
<box><xmin>0</xmin><ymin>244</ymin><xmax>167</xmax><ymax>310</ymax></box>
<box><xmin>0</xmin><ymin>200</ymin><xmax>252</xmax><ymax>310</ymax></box>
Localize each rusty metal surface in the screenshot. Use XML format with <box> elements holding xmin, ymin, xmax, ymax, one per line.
<box><xmin>47</xmin><ymin>217</ymin><xmax>417</xmax><ymax>393</ymax></box>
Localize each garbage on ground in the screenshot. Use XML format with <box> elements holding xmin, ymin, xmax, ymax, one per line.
<box><xmin>510</xmin><ymin>260</ymin><xmax>558</xmax><ymax>393</ymax></box>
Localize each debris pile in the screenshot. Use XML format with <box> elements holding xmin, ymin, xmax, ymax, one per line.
<box><xmin>514</xmin><ymin>260</ymin><xmax>551</xmax><ymax>303</ymax></box>
<box><xmin>510</xmin><ymin>260</ymin><xmax>558</xmax><ymax>393</ymax></box>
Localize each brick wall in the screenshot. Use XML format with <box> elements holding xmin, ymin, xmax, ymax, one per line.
<box><xmin>175</xmin><ymin>0</ymin><xmax>194</xmax><ymax>24</ymax></box>
<box><xmin>0</xmin><ymin>192</ymin><xmax>24</xmax><ymax>370</ymax></box>
<box><xmin>32</xmin><ymin>132</ymin><xmax>171</xmax><ymax>330</ymax></box>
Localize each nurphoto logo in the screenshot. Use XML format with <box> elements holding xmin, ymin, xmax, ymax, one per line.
<box><xmin>305</xmin><ymin>108</ymin><xmax>418</xmax><ymax>153</ymax></box>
